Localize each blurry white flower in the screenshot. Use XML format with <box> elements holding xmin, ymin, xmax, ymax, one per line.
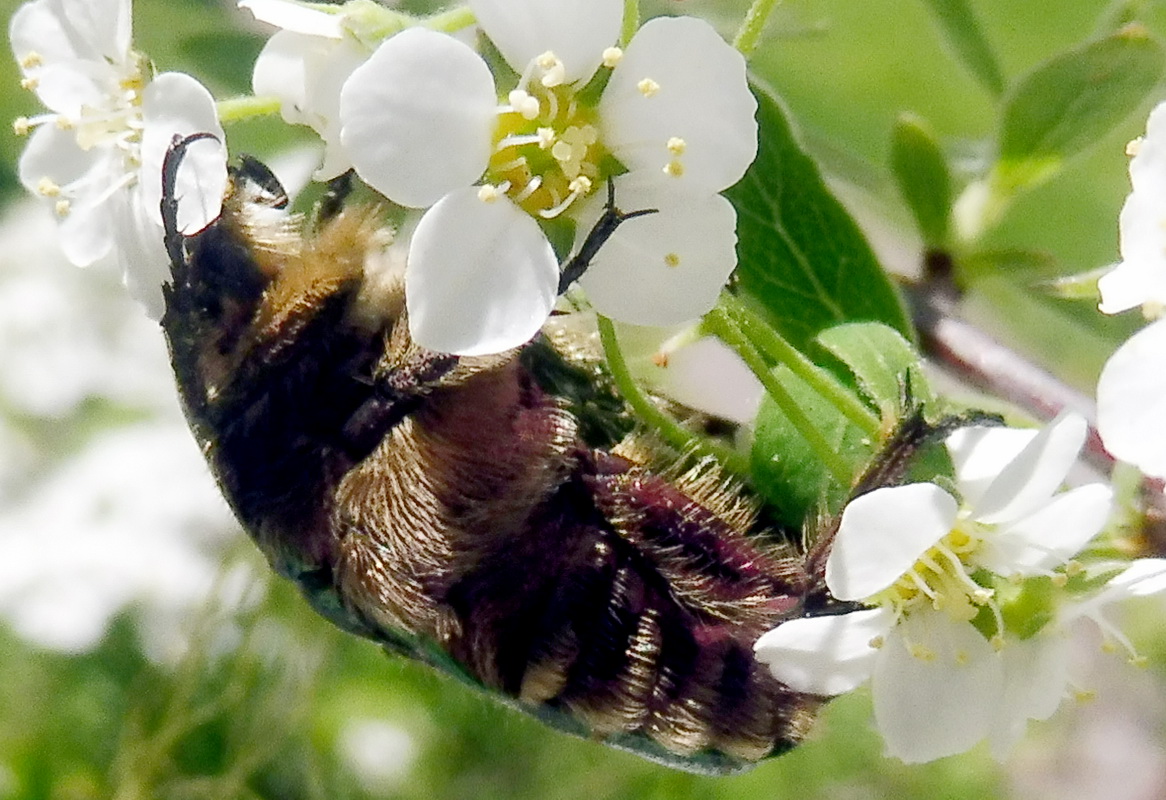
<box><xmin>1094</xmin><ymin>102</ymin><xmax>1166</xmax><ymax>479</ymax></box>
<box><xmin>0</xmin><ymin>200</ymin><xmax>176</xmax><ymax>417</ymax></box>
<box><xmin>0</xmin><ymin>423</ymin><xmax>236</xmax><ymax>653</ymax></box>
<box><xmin>755</xmin><ymin>413</ymin><xmax>1113</xmax><ymax>763</ymax></box>
<box><xmin>0</xmin><ymin>199</ymin><xmax>239</xmax><ymax>656</ymax></box>
<box><xmin>1096</xmin><ymin>318</ymin><xmax>1166</xmax><ymax>479</ymax></box>
<box><xmin>1098</xmin><ymin>101</ymin><xmax>1166</xmax><ymax>315</ymax></box>
<box><xmin>338</xmin><ymin>0</ymin><xmax>756</xmax><ymax>355</ymax></box>
<box><xmin>338</xmin><ymin>717</ymin><xmax>418</xmax><ymax>794</ymax></box>
<box><xmin>11</xmin><ymin>0</ymin><xmax>227</xmax><ymax>316</ymax></box>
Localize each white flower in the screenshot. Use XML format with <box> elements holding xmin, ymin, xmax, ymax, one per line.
<box><xmin>242</xmin><ymin>0</ymin><xmax>374</xmax><ymax>179</ymax></box>
<box><xmin>754</xmin><ymin>413</ymin><xmax>1113</xmax><ymax>763</ymax></box>
<box><xmin>986</xmin><ymin>557</ymin><xmax>1166</xmax><ymax>756</ymax></box>
<box><xmin>1094</xmin><ymin>102</ymin><xmax>1166</xmax><ymax>479</ymax></box>
<box><xmin>338</xmin><ymin>0</ymin><xmax>757</xmax><ymax>355</ymax></box>
<box><xmin>1096</xmin><ymin>318</ymin><xmax>1166</xmax><ymax>479</ymax></box>
<box><xmin>11</xmin><ymin>0</ymin><xmax>227</xmax><ymax>317</ymax></box>
<box><xmin>1098</xmin><ymin>101</ymin><xmax>1166</xmax><ymax>315</ymax></box>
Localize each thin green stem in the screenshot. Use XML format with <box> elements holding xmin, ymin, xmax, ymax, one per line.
<box><xmin>215</xmin><ymin>95</ymin><xmax>281</xmax><ymax>124</ymax></box>
<box><xmin>621</xmin><ymin>0</ymin><xmax>640</xmax><ymax>47</ymax></box>
<box><xmin>720</xmin><ymin>293</ymin><xmax>882</xmax><ymax>438</ymax></box>
<box><xmin>597</xmin><ymin>316</ymin><xmax>751</xmax><ymax>476</ymax></box>
<box><xmin>733</xmin><ymin>0</ymin><xmax>781</xmax><ymax>58</ymax></box>
<box><xmin>424</xmin><ymin>6</ymin><xmax>476</xmax><ymax>33</ymax></box>
<box><xmin>705</xmin><ymin>308</ymin><xmax>853</xmax><ymax>486</ymax></box>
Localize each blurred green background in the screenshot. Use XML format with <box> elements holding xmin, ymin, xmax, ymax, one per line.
<box><xmin>2</xmin><ymin>0</ymin><xmax>1166</xmax><ymax>798</ymax></box>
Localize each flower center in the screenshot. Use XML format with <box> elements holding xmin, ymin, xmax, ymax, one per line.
<box><xmin>868</xmin><ymin>523</ymin><xmax>1004</xmax><ymax>644</ymax></box>
<box><xmin>485</xmin><ymin>58</ymin><xmax>611</xmax><ymax>221</ymax></box>
<box><xmin>14</xmin><ymin>50</ymin><xmax>148</xmax><ymax>219</ymax></box>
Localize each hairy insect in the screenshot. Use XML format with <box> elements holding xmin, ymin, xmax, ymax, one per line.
<box><xmin>160</xmin><ymin>140</ymin><xmax>833</xmax><ymax>773</ymax></box>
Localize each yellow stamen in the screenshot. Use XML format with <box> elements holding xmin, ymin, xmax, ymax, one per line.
<box><xmin>567</xmin><ymin>176</ymin><xmax>592</xmax><ymax>195</ymax></box>
<box><xmin>19</xmin><ymin>51</ymin><xmax>43</xmax><ymax>69</ymax></box>
<box><xmin>508</xmin><ymin>89</ymin><xmax>540</xmax><ymax>120</ymax></box>
<box><xmin>909</xmin><ymin>643</ymin><xmax>936</xmax><ymax>662</ymax></box>
<box><xmin>664</xmin><ymin>253</ymin><xmax>681</xmax><ymax>268</ymax></box>
<box><xmin>477</xmin><ymin>184</ymin><xmax>504</xmax><ymax>203</ymax></box>
<box><xmin>637</xmin><ymin>78</ymin><xmax>660</xmax><ymax>98</ymax></box>
<box><xmin>13</xmin><ymin>117</ymin><xmax>31</xmax><ymax>136</ymax></box>
<box><xmin>667</xmin><ymin>136</ymin><xmax>687</xmax><ymax>155</ymax></box>
<box><xmin>602</xmin><ymin>47</ymin><xmax>623</xmax><ymax>68</ymax></box>
<box><xmin>21</xmin><ymin>76</ymin><xmax>38</xmax><ymax>91</ymax></box>
<box><xmin>663</xmin><ymin>160</ymin><xmax>685</xmax><ymax>177</ymax></box>
<box><xmin>36</xmin><ymin>177</ymin><xmax>61</xmax><ymax>197</ymax></box>
<box><xmin>537</xmin><ymin>51</ymin><xmax>566</xmax><ymax>88</ymax></box>
<box><xmin>550</xmin><ymin>140</ymin><xmax>574</xmax><ymax>164</ymax></box>
<box><xmin>54</xmin><ymin>199</ymin><xmax>71</xmax><ymax>217</ymax></box>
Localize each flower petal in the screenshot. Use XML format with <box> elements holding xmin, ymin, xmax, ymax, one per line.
<box><xmin>239</xmin><ymin>0</ymin><xmax>343</xmax><ymax>37</ymax></box>
<box><xmin>972</xmin><ymin>412</ymin><xmax>1087</xmax><ymax>525</ymax></box>
<box><xmin>827</xmin><ymin>483</ymin><xmax>958</xmax><ymax>602</ymax></box>
<box><xmin>113</xmin><ymin>188</ymin><xmax>170</xmax><ymax>319</ymax></box>
<box><xmin>1100</xmin><ymin>193</ymin><xmax>1166</xmax><ymax>313</ymax></box>
<box><xmin>254</xmin><ymin>30</ymin><xmax>365</xmax><ymax>179</ymax></box>
<box><xmin>1089</xmin><ymin>558</ymin><xmax>1166</xmax><ymax>605</ymax></box>
<box><xmin>139</xmin><ymin>73</ymin><xmax>227</xmax><ymax>234</ymax></box>
<box><xmin>405</xmin><ymin>188</ymin><xmax>557</xmax><ymax>355</ymax></box>
<box><xmin>18</xmin><ymin>125</ymin><xmax>116</xmax><ymax>266</ymax></box>
<box><xmin>18</xmin><ymin>120</ymin><xmax>97</xmax><ymax>194</ymax></box>
<box><xmin>252</xmin><ymin>29</ymin><xmax>314</xmax><ymax>126</ymax></box>
<box><xmin>600</xmin><ymin>16</ymin><xmax>757</xmax><ymax>194</ymax></box>
<box><xmin>1097</xmin><ymin>319</ymin><xmax>1166</xmax><ymax>478</ymax></box>
<box><xmin>468</xmin><ymin>0</ymin><xmax>621</xmax><ymax>85</ymax></box>
<box><xmin>1128</xmin><ymin>101</ymin><xmax>1166</xmax><ymax>195</ymax></box>
<box><xmin>339</xmin><ymin>28</ymin><xmax>495</xmax><ymax>208</ymax></box>
<box><xmin>574</xmin><ymin>173</ymin><xmax>737</xmax><ymax>326</ymax></box>
<box><xmin>656</xmin><ymin>335</ymin><xmax>763</xmax><ymax>425</ymax></box>
<box><xmin>872</xmin><ymin>610</ymin><xmax>1001</xmax><ymax>763</ymax></box>
<box><xmin>975</xmin><ymin>483</ymin><xmax>1113</xmax><ymax>576</ymax></box>
<box><xmin>10</xmin><ymin>0</ymin><xmax>131</xmax><ymax>98</ymax></box>
<box><xmin>946</xmin><ymin>424</ymin><xmax>1037</xmax><ymax>509</ymax></box>
<box><xmin>989</xmin><ymin>634</ymin><xmax>1069</xmax><ymax>760</ymax></box>
<box><xmin>754</xmin><ymin>607</ymin><xmax>892</xmax><ymax>695</ymax></box>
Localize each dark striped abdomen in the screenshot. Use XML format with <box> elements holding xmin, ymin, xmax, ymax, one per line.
<box><xmin>442</xmin><ymin>449</ymin><xmax>820</xmax><ymax>762</ymax></box>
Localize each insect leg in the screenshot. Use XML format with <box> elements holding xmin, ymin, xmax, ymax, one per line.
<box><xmin>557</xmin><ymin>178</ymin><xmax>658</xmax><ymax>294</ymax></box>
<box><xmin>161</xmin><ymin>131</ymin><xmax>222</xmax><ymax>272</ymax></box>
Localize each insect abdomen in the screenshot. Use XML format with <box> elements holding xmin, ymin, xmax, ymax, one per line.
<box><xmin>422</xmin><ymin>440</ymin><xmax>818</xmax><ymax>762</ymax></box>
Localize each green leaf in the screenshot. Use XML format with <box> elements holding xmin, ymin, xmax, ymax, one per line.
<box><xmin>920</xmin><ymin>0</ymin><xmax>1006</xmax><ymax>97</ymax></box>
<box><xmin>750</xmin><ymin>366</ymin><xmax>871</xmax><ymax>527</ymax></box>
<box><xmin>816</xmin><ymin>322</ymin><xmax>933</xmax><ymax>417</ymax></box>
<box><xmin>996</xmin><ymin>24</ymin><xmax>1165</xmax><ymax>192</ymax></box>
<box><xmin>890</xmin><ymin>114</ymin><xmax>953</xmax><ymax>249</ymax></box>
<box><xmin>726</xmin><ymin>81</ymin><xmax>913</xmax><ymax>364</ymax></box>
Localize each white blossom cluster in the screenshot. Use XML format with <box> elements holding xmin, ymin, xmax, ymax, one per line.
<box><xmin>756</xmin><ymin>413</ymin><xmax>1166</xmax><ymax>763</ymax></box>
<box><xmin>12</xmin><ymin>0</ymin><xmax>757</xmax><ymax>357</ymax></box>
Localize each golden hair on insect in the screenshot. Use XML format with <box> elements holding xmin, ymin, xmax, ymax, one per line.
<box><xmin>160</xmin><ymin>137</ymin><xmax>839</xmax><ymax>773</ymax></box>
